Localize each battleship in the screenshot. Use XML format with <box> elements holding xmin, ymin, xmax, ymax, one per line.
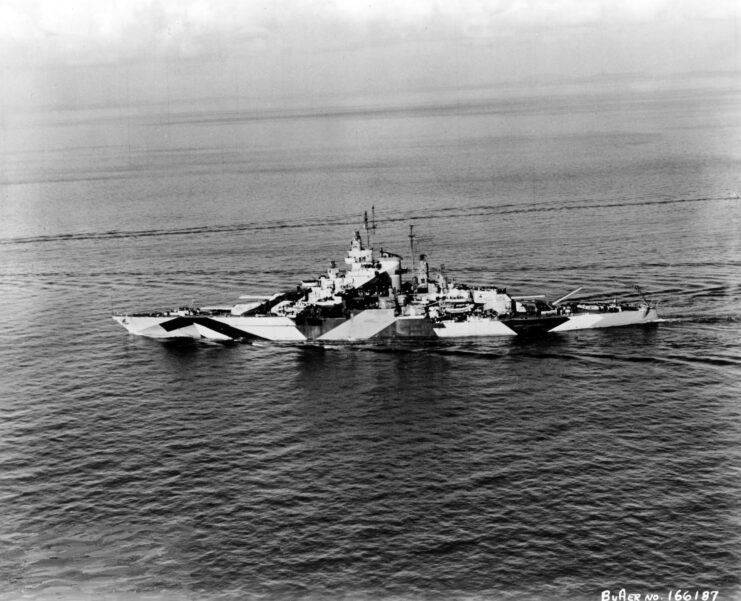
<box><xmin>113</xmin><ymin>214</ymin><xmax>659</xmax><ymax>342</ymax></box>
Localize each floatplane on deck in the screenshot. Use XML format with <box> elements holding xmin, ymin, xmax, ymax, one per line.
<box><xmin>113</xmin><ymin>210</ymin><xmax>658</xmax><ymax>342</ymax></box>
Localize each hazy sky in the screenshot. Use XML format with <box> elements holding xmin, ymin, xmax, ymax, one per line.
<box><xmin>1</xmin><ymin>0</ymin><xmax>739</xmax><ymax>111</ymax></box>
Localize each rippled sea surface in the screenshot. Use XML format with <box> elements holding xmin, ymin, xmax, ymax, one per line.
<box><xmin>1</xmin><ymin>82</ymin><xmax>740</xmax><ymax>600</ymax></box>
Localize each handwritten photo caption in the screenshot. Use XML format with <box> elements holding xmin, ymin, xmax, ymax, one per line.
<box><xmin>602</xmin><ymin>590</ymin><xmax>719</xmax><ymax>601</ymax></box>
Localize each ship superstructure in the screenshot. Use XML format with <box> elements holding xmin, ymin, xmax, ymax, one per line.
<box><xmin>113</xmin><ymin>217</ymin><xmax>658</xmax><ymax>342</ymax></box>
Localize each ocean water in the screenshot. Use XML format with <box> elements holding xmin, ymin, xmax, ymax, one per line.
<box><xmin>1</xmin><ymin>81</ymin><xmax>740</xmax><ymax>601</ymax></box>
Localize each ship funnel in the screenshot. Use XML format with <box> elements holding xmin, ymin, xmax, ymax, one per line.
<box><xmin>436</xmin><ymin>264</ymin><xmax>448</xmax><ymax>293</ymax></box>
<box><xmin>417</xmin><ymin>254</ymin><xmax>429</xmax><ymax>289</ymax></box>
<box><xmin>379</xmin><ymin>254</ymin><xmax>402</xmax><ymax>292</ymax></box>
